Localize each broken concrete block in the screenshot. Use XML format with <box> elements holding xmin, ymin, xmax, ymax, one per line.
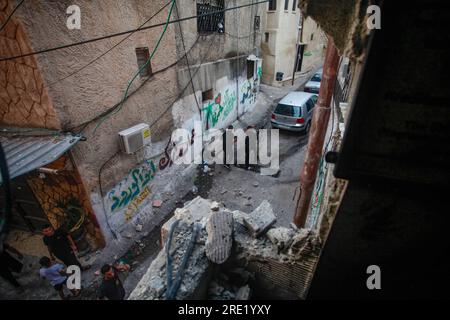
<box><xmin>288</xmin><ymin>228</ymin><xmax>312</xmax><ymax>255</ymax></box>
<box><xmin>205</xmin><ymin>209</ymin><xmax>234</xmax><ymax>264</ymax></box>
<box><xmin>266</xmin><ymin>227</ymin><xmax>295</xmax><ymax>251</ymax></box>
<box><xmin>210</xmin><ymin>201</ymin><xmax>220</xmax><ymax>211</ymax></box>
<box><xmin>162</xmin><ymin>197</ymin><xmax>213</xmax><ymax>247</ymax></box>
<box><xmin>135</xmin><ymin>224</ymin><xmax>143</xmax><ymax>232</ymax></box>
<box><xmin>129</xmin><ymin>222</ymin><xmax>212</xmax><ymax>300</ymax></box>
<box><xmin>235</xmin><ymin>285</ymin><xmax>251</xmax><ymax>300</ymax></box>
<box><xmin>243</xmin><ymin>200</ymin><xmax>276</xmax><ymax>237</ymax></box>
<box><xmin>152</xmin><ymin>199</ymin><xmax>163</xmax><ymax>208</ymax></box>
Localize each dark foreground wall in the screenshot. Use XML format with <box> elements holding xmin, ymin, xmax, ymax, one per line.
<box><xmin>308</xmin><ymin>0</ymin><xmax>450</xmax><ymax>299</ymax></box>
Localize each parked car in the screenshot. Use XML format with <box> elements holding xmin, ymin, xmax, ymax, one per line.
<box><xmin>271</xmin><ymin>92</ymin><xmax>318</xmax><ymax>132</ymax></box>
<box><xmin>304</xmin><ymin>68</ymin><xmax>323</xmax><ymax>93</ymax></box>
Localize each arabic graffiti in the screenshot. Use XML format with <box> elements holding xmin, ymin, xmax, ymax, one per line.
<box><xmin>202</xmin><ymin>89</ymin><xmax>237</xmax><ymax>129</ymax></box>
<box><xmin>240</xmin><ymin>79</ymin><xmax>257</xmax><ymax>106</ymax></box>
<box><xmin>107</xmin><ymin>160</ymin><xmax>157</xmax><ymax>213</ymax></box>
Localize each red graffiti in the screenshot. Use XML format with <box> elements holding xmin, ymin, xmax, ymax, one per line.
<box><xmin>215</xmin><ymin>93</ymin><xmax>221</xmax><ymax>105</ymax></box>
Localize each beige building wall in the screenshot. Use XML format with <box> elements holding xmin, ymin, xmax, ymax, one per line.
<box><xmin>261</xmin><ymin>0</ymin><xmax>300</xmax><ymax>86</ymax></box>
<box><xmin>12</xmin><ymin>0</ymin><xmax>179</xmax><ymax>194</ymax></box>
<box><xmin>300</xmin><ymin>16</ymin><xmax>327</xmax><ymax>73</ymax></box>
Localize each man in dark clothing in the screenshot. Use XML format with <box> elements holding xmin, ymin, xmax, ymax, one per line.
<box><xmin>42</xmin><ymin>225</ymin><xmax>89</xmax><ymax>271</ymax></box>
<box><xmin>98</xmin><ymin>264</ymin><xmax>125</xmax><ymax>300</ymax></box>
<box><xmin>222</xmin><ymin>125</ymin><xmax>234</xmax><ymax>169</ymax></box>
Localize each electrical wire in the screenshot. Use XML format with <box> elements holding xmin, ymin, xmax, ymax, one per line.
<box><xmin>69</xmin><ymin>35</ymin><xmax>201</xmax><ymax>134</ymax></box>
<box><xmin>0</xmin><ymin>0</ymin><xmax>25</xmax><ymax>33</ymax></box>
<box><xmin>0</xmin><ymin>0</ymin><xmax>270</xmax><ymax>63</ymax></box>
<box><xmin>92</xmin><ymin>0</ymin><xmax>177</xmax><ymax>135</ymax></box>
<box><xmin>174</xmin><ymin>0</ymin><xmax>202</xmax><ymax>117</ymax></box>
<box><xmin>46</xmin><ymin>0</ymin><xmax>173</xmax><ymax>88</ymax></box>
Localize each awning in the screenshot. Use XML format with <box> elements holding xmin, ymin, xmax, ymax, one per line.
<box><xmin>0</xmin><ymin>133</ymin><xmax>82</xmax><ymax>184</ymax></box>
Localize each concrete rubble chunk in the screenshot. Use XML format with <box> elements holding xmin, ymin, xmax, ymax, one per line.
<box><xmin>205</xmin><ymin>209</ymin><xmax>234</xmax><ymax>264</ymax></box>
<box><xmin>289</xmin><ymin>228</ymin><xmax>315</xmax><ymax>255</ymax></box>
<box><xmin>266</xmin><ymin>227</ymin><xmax>295</xmax><ymax>251</ymax></box>
<box><xmin>162</xmin><ymin>196</ymin><xmax>213</xmax><ymax>244</ymax></box>
<box><xmin>235</xmin><ymin>285</ymin><xmax>251</xmax><ymax>300</ymax></box>
<box><xmin>243</xmin><ymin>200</ymin><xmax>276</xmax><ymax>237</ymax></box>
<box><xmin>210</xmin><ymin>201</ymin><xmax>220</xmax><ymax>211</ymax></box>
<box><xmin>129</xmin><ymin>221</ymin><xmax>211</xmax><ymax>300</ymax></box>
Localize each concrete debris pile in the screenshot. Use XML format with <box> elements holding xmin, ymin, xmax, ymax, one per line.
<box><xmin>129</xmin><ymin>196</ymin><xmax>322</xmax><ymax>300</ymax></box>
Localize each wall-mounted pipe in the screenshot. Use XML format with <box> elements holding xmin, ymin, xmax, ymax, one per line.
<box><xmin>293</xmin><ymin>37</ymin><xmax>340</xmax><ymax>228</ymax></box>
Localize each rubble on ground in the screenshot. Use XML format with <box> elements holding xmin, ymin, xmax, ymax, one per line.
<box><xmin>205</xmin><ymin>204</ymin><xmax>234</xmax><ymax>264</ymax></box>
<box><xmin>243</xmin><ymin>200</ymin><xmax>277</xmax><ymax>237</ymax></box>
<box><xmin>128</xmin><ymin>196</ymin><xmax>322</xmax><ymax>300</ymax></box>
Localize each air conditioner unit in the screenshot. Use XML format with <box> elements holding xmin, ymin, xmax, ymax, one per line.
<box><xmin>118</xmin><ymin>123</ymin><xmax>151</xmax><ymax>154</ymax></box>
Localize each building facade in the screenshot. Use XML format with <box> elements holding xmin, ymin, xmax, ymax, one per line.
<box><xmin>260</xmin><ymin>0</ymin><xmax>326</xmax><ymax>86</ymax></box>
<box><xmin>0</xmin><ymin>0</ymin><xmax>264</xmax><ymax>256</ymax></box>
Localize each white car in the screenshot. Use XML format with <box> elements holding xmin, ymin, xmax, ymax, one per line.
<box><xmin>304</xmin><ymin>68</ymin><xmax>323</xmax><ymax>94</ymax></box>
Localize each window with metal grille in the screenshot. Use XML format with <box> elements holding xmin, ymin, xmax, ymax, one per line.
<box><xmin>197</xmin><ymin>0</ymin><xmax>225</xmax><ymax>34</ymax></box>
<box><xmin>268</xmin><ymin>0</ymin><xmax>277</xmax><ymax>11</ymax></box>
<box><xmin>135</xmin><ymin>47</ymin><xmax>152</xmax><ymax>77</ymax></box>
<box><xmin>254</xmin><ymin>15</ymin><xmax>260</xmax><ymax>30</ymax></box>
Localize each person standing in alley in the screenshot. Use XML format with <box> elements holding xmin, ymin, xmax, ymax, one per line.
<box><xmin>98</xmin><ymin>264</ymin><xmax>125</xmax><ymax>300</ymax></box>
<box><xmin>39</xmin><ymin>256</ymin><xmax>80</xmax><ymax>300</ymax></box>
<box><xmin>222</xmin><ymin>125</ymin><xmax>234</xmax><ymax>169</ymax></box>
<box><xmin>42</xmin><ymin>224</ymin><xmax>90</xmax><ymax>271</ymax></box>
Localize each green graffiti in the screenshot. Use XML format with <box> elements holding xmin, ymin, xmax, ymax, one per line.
<box><xmin>222</xmin><ymin>89</ymin><xmax>237</xmax><ymax>121</ymax></box>
<box><xmin>202</xmin><ymin>90</ymin><xmax>237</xmax><ymax>129</ymax></box>
<box><xmin>109</xmin><ymin>160</ymin><xmax>157</xmax><ymax>212</ymax></box>
<box><xmin>257</xmin><ymin>66</ymin><xmax>262</xmax><ymax>79</ymax></box>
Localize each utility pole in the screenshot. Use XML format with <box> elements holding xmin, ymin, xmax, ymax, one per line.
<box><xmin>293</xmin><ymin>37</ymin><xmax>339</xmax><ymax>228</ymax></box>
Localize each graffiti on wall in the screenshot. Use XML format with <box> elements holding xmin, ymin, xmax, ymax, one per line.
<box><xmin>107</xmin><ymin>160</ymin><xmax>157</xmax><ymax>215</ymax></box>
<box><xmin>202</xmin><ymin>89</ymin><xmax>237</xmax><ymax>129</ymax></box>
<box><xmin>240</xmin><ymin>79</ymin><xmax>258</xmax><ymax>106</ymax></box>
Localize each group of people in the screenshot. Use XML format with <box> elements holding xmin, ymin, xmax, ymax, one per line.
<box><xmin>1</xmin><ymin>224</ymin><xmax>126</xmax><ymax>300</ymax></box>
<box><xmin>222</xmin><ymin>125</ymin><xmax>258</xmax><ymax>171</ymax></box>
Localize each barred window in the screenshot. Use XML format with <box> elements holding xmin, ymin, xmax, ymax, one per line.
<box><xmin>268</xmin><ymin>0</ymin><xmax>277</xmax><ymax>11</ymax></box>
<box><xmin>197</xmin><ymin>0</ymin><xmax>225</xmax><ymax>34</ymax></box>
<box><xmin>135</xmin><ymin>47</ymin><xmax>152</xmax><ymax>77</ymax></box>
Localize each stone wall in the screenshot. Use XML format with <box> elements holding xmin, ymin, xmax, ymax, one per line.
<box><xmin>0</xmin><ymin>0</ymin><xmax>60</xmax><ymax>129</ymax></box>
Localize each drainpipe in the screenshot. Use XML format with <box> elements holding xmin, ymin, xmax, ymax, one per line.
<box><xmin>293</xmin><ymin>37</ymin><xmax>339</xmax><ymax>228</ymax></box>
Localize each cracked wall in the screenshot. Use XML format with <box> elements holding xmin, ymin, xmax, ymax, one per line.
<box><xmin>0</xmin><ymin>0</ymin><xmax>60</xmax><ymax>129</ymax></box>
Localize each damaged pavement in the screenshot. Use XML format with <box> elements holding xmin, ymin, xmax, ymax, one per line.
<box><xmin>129</xmin><ymin>196</ymin><xmax>321</xmax><ymax>300</ymax></box>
